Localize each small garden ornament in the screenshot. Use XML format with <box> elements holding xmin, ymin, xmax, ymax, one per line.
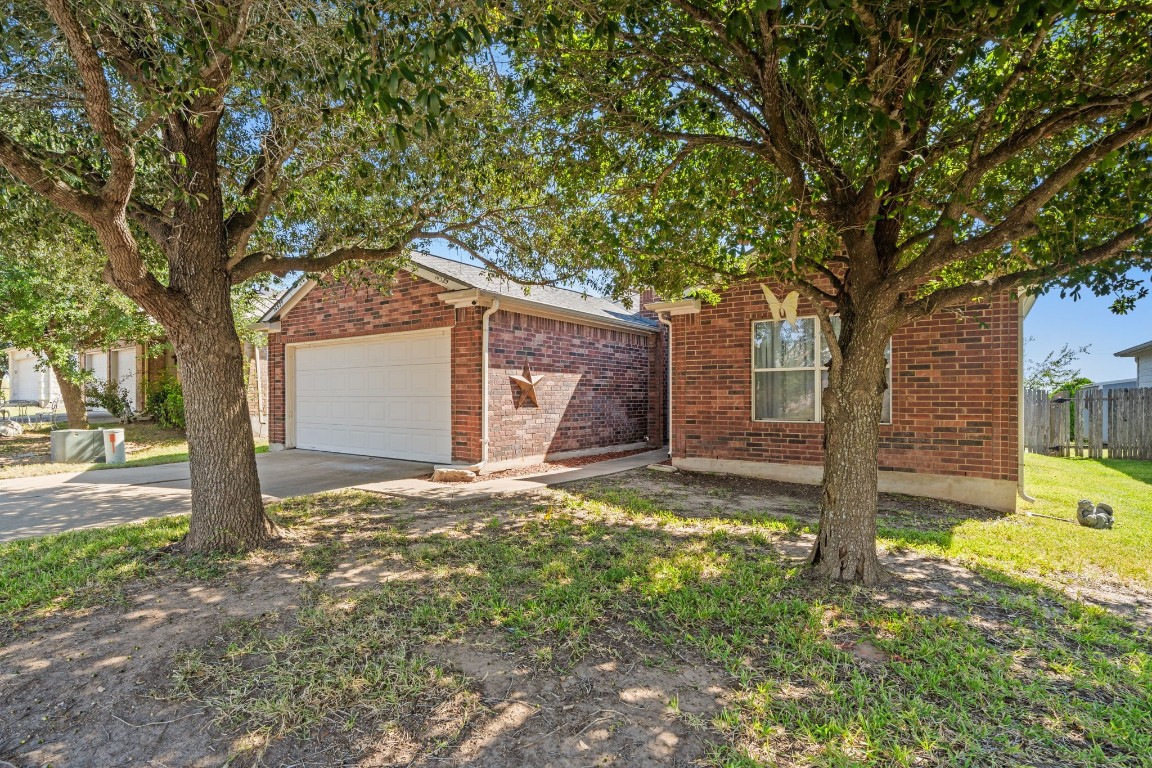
<box><xmin>1076</xmin><ymin>499</ymin><xmax>1115</xmax><ymax>529</ymax></box>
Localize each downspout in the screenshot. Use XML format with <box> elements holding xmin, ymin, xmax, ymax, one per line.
<box><xmin>254</xmin><ymin>343</ymin><xmax>267</xmax><ymax>425</ymax></box>
<box><xmin>479</xmin><ymin>299</ymin><xmax>500</xmax><ymax>469</ymax></box>
<box><xmin>657</xmin><ymin>312</ymin><xmax>673</xmax><ymax>460</ymax></box>
<box><xmin>1018</xmin><ymin>294</ymin><xmax>1038</xmax><ymax>502</ymax></box>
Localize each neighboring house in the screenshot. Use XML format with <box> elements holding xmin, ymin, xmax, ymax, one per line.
<box><xmin>1078</xmin><ymin>378</ymin><xmax>1139</xmax><ymax>443</ymax></box>
<box><xmin>3</xmin><ymin>348</ymin><xmax>62</xmax><ymax>404</ymax></box>
<box><xmin>647</xmin><ymin>282</ymin><xmax>1028</xmax><ymax>512</ymax></box>
<box><xmin>1115</xmin><ymin>338</ymin><xmax>1152</xmax><ymax>388</ymax></box>
<box><xmin>81</xmin><ymin>343</ymin><xmax>177</xmax><ymax>412</ymax></box>
<box><xmin>258</xmin><ymin>253</ymin><xmax>665</xmax><ymax>469</ymax></box>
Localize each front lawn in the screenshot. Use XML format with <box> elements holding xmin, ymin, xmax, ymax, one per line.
<box><xmin>3</xmin><ymin>481</ymin><xmax>1150</xmax><ymax>767</ymax></box>
<box><xmin>0</xmin><ymin>421</ymin><xmax>268</xmax><ymax>480</ymax></box>
<box><xmin>902</xmin><ymin>453</ymin><xmax>1152</xmax><ymax>588</ymax></box>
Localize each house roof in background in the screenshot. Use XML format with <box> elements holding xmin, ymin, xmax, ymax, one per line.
<box><xmin>259</xmin><ymin>252</ymin><xmax>658</xmax><ymax>333</ymax></box>
<box><xmin>1083</xmin><ymin>378</ymin><xmax>1139</xmax><ymax>388</ymax></box>
<box><xmin>1114</xmin><ymin>339</ymin><xmax>1152</xmax><ymax>357</ymax></box>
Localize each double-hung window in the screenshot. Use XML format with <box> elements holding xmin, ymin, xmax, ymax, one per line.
<box><xmin>752</xmin><ymin>317</ymin><xmax>891</xmax><ymax>422</ymax></box>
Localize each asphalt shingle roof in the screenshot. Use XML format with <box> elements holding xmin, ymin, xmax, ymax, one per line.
<box><xmin>260</xmin><ymin>252</ymin><xmax>657</xmax><ymax>332</ymax></box>
<box><xmin>408</xmin><ymin>253</ymin><xmax>656</xmax><ymax>331</ymax></box>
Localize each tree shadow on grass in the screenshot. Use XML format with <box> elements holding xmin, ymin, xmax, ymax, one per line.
<box><xmin>562</xmin><ymin>468</ymin><xmax>1012</xmax><ymax>554</ymax></box>
<box><xmin>5</xmin><ymin>489</ymin><xmax>1151</xmax><ymax>767</ymax></box>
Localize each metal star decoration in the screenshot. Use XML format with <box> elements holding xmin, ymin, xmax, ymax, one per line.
<box><xmin>509</xmin><ymin>362</ymin><xmax>544</xmax><ymax>407</ymax></box>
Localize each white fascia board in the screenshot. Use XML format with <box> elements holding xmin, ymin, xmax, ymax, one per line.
<box><xmin>262</xmin><ymin>266</ymin><xmax>471</xmax><ymax>324</ymax></box>
<box><xmin>410</xmin><ymin>266</ymin><xmax>470</xmax><ymax>292</ymax></box>
<box><xmin>645</xmin><ymin>299</ymin><xmax>701</xmax><ymax>316</ymax></box>
<box><xmin>437</xmin><ymin>288</ymin><xmax>493</xmax><ymax>309</ymax></box>
<box><xmin>260</xmin><ymin>279</ymin><xmax>316</xmax><ymax>322</ymax></box>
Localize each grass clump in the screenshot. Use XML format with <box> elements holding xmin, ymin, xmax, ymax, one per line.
<box><xmin>0</xmin><ymin>515</ymin><xmax>190</xmax><ymax>618</ymax></box>
<box><xmin>172</xmin><ymin>586</ymin><xmax>479</xmax><ymax>747</ymax></box>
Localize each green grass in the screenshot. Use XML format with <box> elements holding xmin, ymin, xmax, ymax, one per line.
<box><xmin>171</xmin><ymin>494</ymin><xmax>1152</xmax><ymax>766</ymax></box>
<box><xmin>0</xmin><ymin>515</ymin><xmax>191</xmax><ymax>618</ymax></box>
<box><xmin>885</xmin><ymin>454</ymin><xmax>1152</xmax><ymax>587</ymax></box>
<box><xmin>0</xmin><ymin>421</ymin><xmax>268</xmax><ymax>480</ymax></box>
<box><xmin>5</xmin><ymin>466</ymin><xmax>1151</xmax><ymax>766</ymax></box>
<box><xmin>171</xmin><ymin>588</ymin><xmax>479</xmax><ymax>746</ymax></box>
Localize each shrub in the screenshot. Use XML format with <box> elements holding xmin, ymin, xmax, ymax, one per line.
<box><xmin>146</xmin><ymin>374</ymin><xmax>185</xmax><ymax>429</ymax></box>
<box><xmin>86</xmin><ymin>378</ymin><xmax>133</xmax><ymax>420</ymax></box>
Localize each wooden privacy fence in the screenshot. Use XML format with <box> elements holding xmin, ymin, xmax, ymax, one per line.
<box><xmin>1024</xmin><ymin>387</ymin><xmax>1152</xmax><ymax>459</ymax></box>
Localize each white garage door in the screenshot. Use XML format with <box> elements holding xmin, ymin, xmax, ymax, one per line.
<box><xmin>12</xmin><ymin>356</ymin><xmax>42</xmax><ymax>401</ymax></box>
<box><xmin>115</xmin><ymin>348</ymin><xmax>138</xmax><ymax>409</ymax></box>
<box><xmin>293</xmin><ymin>330</ymin><xmax>451</xmax><ymax>463</ymax></box>
<box><xmin>87</xmin><ymin>351</ymin><xmax>108</xmax><ymax>384</ymax></box>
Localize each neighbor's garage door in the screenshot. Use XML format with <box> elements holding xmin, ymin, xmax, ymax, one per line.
<box><xmin>12</xmin><ymin>355</ymin><xmax>41</xmax><ymax>401</ymax></box>
<box><xmin>293</xmin><ymin>329</ymin><xmax>452</xmax><ymax>463</ymax></box>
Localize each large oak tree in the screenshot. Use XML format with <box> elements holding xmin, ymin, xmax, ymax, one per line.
<box><xmin>1</xmin><ymin>0</ymin><xmax>582</xmax><ymax>551</ymax></box>
<box><xmin>510</xmin><ymin>0</ymin><xmax>1152</xmax><ymax>583</ymax></box>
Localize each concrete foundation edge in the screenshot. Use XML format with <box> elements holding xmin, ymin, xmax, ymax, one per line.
<box><xmin>481</xmin><ymin>441</ymin><xmax>652</xmax><ymax>475</ymax></box>
<box><xmin>672</xmin><ymin>456</ymin><xmax>1017</xmax><ymax>512</ymax></box>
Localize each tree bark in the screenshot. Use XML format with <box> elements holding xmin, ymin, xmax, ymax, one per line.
<box><xmin>51</xmin><ymin>363</ymin><xmax>89</xmax><ymax>429</ymax></box>
<box><xmin>172</xmin><ymin>311</ymin><xmax>277</xmax><ymax>552</ymax></box>
<box><xmin>808</xmin><ymin>307</ymin><xmax>892</xmax><ymax>586</ymax></box>
<box><xmin>90</xmin><ymin>116</ymin><xmax>278</xmax><ymax>554</ymax></box>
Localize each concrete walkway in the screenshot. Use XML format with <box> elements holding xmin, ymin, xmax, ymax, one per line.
<box><xmin>0</xmin><ymin>451</ymin><xmax>430</xmax><ymax>542</ymax></box>
<box><xmin>355</xmin><ymin>448</ymin><xmax>670</xmax><ymax>503</ymax></box>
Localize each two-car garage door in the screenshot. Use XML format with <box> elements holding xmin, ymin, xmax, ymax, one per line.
<box><xmin>292</xmin><ymin>329</ymin><xmax>452</xmax><ymax>463</ymax></box>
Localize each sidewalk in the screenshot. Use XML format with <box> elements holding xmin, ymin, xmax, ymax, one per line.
<box><xmin>355</xmin><ymin>448</ymin><xmax>670</xmax><ymax>503</ymax></box>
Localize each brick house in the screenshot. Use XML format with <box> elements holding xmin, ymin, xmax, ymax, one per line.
<box><xmin>646</xmin><ymin>282</ymin><xmax>1031</xmax><ymax>511</ymax></box>
<box><xmin>257</xmin><ymin>253</ymin><xmax>665</xmax><ymax>470</ymax></box>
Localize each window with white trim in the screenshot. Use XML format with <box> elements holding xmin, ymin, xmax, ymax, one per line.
<box><xmin>752</xmin><ymin>317</ymin><xmax>891</xmax><ymax>422</ymax></box>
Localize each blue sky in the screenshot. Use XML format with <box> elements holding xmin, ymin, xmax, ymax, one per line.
<box><xmin>1025</xmin><ymin>274</ymin><xmax>1152</xmax><ymax>383</ymax></box>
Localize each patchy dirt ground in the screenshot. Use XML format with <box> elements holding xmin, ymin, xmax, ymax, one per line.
<box><xmin>0</xmin><ymin>564</ymin><xmax>304</xmax><ymax>767</ymax></box>
<box><xmin>574</xmin><ymin>466</ymin><xmax>1008</xmax><ymax>531</ymax></box>
<box><xmin>3</xmin><ymin>469</ymin><xmax>1150</xmax><ymax>767</ymax></box>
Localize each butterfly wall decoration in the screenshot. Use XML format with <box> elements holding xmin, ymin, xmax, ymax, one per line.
<box><xmin>761</xmin><ymin>286</ymin><xmax>800</xmax><ymax>326</ymax></box>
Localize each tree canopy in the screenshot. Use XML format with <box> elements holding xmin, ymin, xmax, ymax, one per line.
<box><xmin>0</xmin><ymin>0</ymin><xmax>595</xmax><ymax>551</ymax></box>
<box><xmin>509</xmin><ymin>0</ymin><xmax>1152</xmax><ymax>307</ymax></box>
<box><xmin>507</xmin><ymin>0</ymin><xmax>1152</xmax><ymax>583</ymax></box>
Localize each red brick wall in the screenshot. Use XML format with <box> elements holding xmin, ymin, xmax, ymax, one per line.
<box><xmin>266</xmin><ymin>272</ymin><xmax>482</xmax><ymax>461</ymax></box>
<box><xmin>670</xmin><ymin>281</ymin><xmax>1019</xmax><ymax>483</ymax></box>
<box><xmin>486</xmin><ymin>310</ymin><xmax>659</xmax><ymax>462</ymax></box>
<box><xmin>266</xmin><ymin>272</ymin><xmax>664</xmax><ymax>465</ymax></box>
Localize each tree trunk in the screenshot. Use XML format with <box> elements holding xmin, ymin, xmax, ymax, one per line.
<box><xmin>91</xmin><ymin>117</ymin><xmax>278</xmax><ymax>554</ymax></box>
<box><xmin>808</xmin><ymin>311</ymin><xmax>892</xmax><ymax>586</ymax></box>
<box><xmin>52</xmin><ymin>363</ymin><xmax>88</xmax><ymax>429</ymax></box>
<box><xmin>172</xmin><ymin>313</ymin><xmax>277</xmax><ymax>552</ymax></box>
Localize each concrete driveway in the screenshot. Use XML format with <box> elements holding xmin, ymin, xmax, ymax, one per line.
<box><xmin>0</xmin><ymin>450</ymin><xmax>431</xmax><ymax>543</ymax></box>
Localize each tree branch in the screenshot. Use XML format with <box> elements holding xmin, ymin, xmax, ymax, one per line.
<box><xmin>229</xmin><ymin>243</ymin><xmax>409</xmax><ymax>284</ymax></box>
<box><xmin>0</xmin><ymin>131</ymin><xmax>103</xmax><ymax>219</ymax></box>
<box><xmin>902</xmin><ymin>217</ymin><xmax>1152</xmax><ymax>318</ymax></box>
<box><xmin>894</xmin><ymin>112</ymin><xmax>1152</xmax><ymax>289</ymax></box>
<box><xmin>42</xmin><ymin>0</ymin><xmax>136</xmax><ymax>208</ymax></box>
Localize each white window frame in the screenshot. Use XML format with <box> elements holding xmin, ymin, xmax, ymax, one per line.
<box><xmin>751</xmin><ymin>316</ymin><xmax>892</xmax><ymax>424</ymax></box>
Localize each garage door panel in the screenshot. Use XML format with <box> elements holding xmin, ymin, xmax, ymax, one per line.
<box><xmin>293</xmin><ymin>332</ymin><xmax>451</xmax><ymax>463</ymax></box>
<box><xmin>13</xmin><ymin>357</ymin><xmax>40</xmax><ymax>401</ymax></box>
